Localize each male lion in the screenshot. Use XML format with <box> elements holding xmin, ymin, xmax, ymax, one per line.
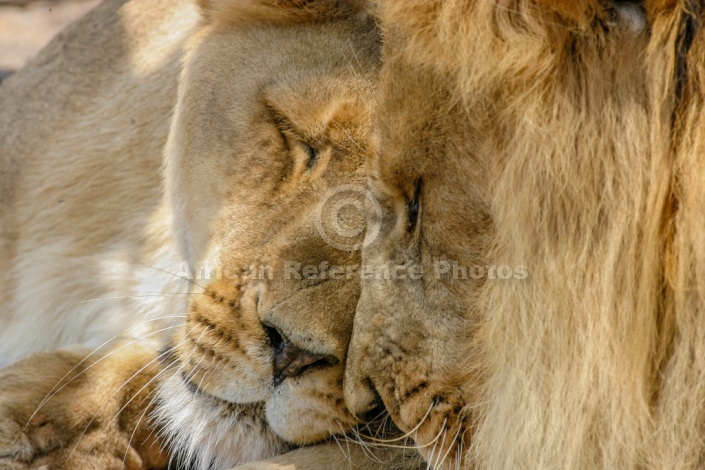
<box><xmin>345</xmin><ymin>0</ymin><xmax>705</xmax><ymax>469</ymax></box>
<box><xmin>0</xmin><ymin>0</ymin><xmax>417</xmax><ymax>468</ymax></box>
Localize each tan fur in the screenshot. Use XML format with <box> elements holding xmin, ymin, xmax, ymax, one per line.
<box><xmin>0</xmin><ymin>346</ymin><xmax>169</xmax><ymax>469</ymax></box>
<box><xmin>345</xmin><ymin>1</ymin><xmax>705</xmax><ymax>468</ymax></box>
<box><xmin>0</xmin><ymin>0</ymin><xmax>421</xmax><ymax>468</ymax></box>
<box><xmin>231</xmin><ymin>442</ymin><xmax>420</xmax><ymax>470</ymax></box>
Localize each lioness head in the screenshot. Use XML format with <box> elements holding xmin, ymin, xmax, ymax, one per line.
<box><xmin>346</xmin><ymin>1</ymin><xmax>705</xmax><ymax>469</ymax></box>
<box><xmin>153</xmin><ymin>0</ymin><xmax>381</xmax><ymax>467</ymax></box>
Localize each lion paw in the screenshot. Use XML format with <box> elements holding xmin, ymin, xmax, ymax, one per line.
<box><xmin>0</xmin><ymin>415</ymin><xmax>34</xmax><ymax>463</ymax></box>
<box><xmin>0</xmin><ymin>346</ymin><xmax>169</xmax><ymax>469</ymax></box>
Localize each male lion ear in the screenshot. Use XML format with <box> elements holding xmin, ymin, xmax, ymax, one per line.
<box><xmin>196</xmin><ymin>0</ymin><xmax>368</xmax><ymax>25</ymax></box>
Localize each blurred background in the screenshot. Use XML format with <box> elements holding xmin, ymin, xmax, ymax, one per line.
<box><xmin>0</xmin><ymin>0</ymin><xmax>101</xmax><ymax>81</ymax></box>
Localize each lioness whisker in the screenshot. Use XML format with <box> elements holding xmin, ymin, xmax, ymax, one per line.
<box><xmin>150</xmin><ymin>327</ymin><xmax>213</xmax><ymax>450</ymax></box>
<box><xmin>193</xmin><ymin>335</ymin><xmax>223</xmax><ymax>391</ymax></box>
<box><xmin>127</xmin><ymin>255</ymin><xmax>207</xmax><ymax>291</ymax></box>
<box><xmin>25</xmin><ymin>319</ymin><xmax>188</xmax><ymax>430</ymax></box>
<box><xmin>137</xmin><ymin>368</ymin><xmax>180</xmax><ymax>449</ymax></box>
<box><xmin>103</xmin><ymin>351</ymin><xmax>181</xmax><ymax>431</ymax></box>
<box><xmin>68</xmin><ymin>326</ymin><xmax>196</xmax><ymax>462</ymax></box>
<box><xmin>331</xmin><ymin>420</ymin><xmax>355</xmax><ymax>466</ymax></box>
<box><xmin>74</xmin><ymin>293</ymin><xmax>204</xmax><ymax>305</ymax></box>
<box><xmin>68</xmin><ymin>344</ymin><xmax>183</xmax><ymax>462</ymax></box>
<box><xmin>204</xmin><ymin>357</ymin><xmax>225</xmax><ymax>388</ymax></box>
<box><xmin>122</xmin><ymin>395</ymin><xmax>154</xmax><ymax>467</ymax></box>
<box><xmin>181</xmin><ymin>343</ymin><xmax>212</xmax><ymax>393</ymax></box>
<box><xmin>178</xmin><ymin>327</ymin><xmax>212</xmax><ymax>388</ymax></box>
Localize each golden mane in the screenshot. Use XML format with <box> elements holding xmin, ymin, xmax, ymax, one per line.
<box><xmin>345</xmin><ymin>0</ymin><xmax>705</xmax><ymax>468</ymax></box>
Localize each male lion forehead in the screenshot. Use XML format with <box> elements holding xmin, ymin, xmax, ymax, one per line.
<box><xmin>197</xmin><ymin>0</ymin><xmax>370</xmax><ymax>28</ymax></box>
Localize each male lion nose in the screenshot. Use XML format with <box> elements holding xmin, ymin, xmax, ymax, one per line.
<box><xmin>265</xmin><ymin>325</ymin><xmax>337</xmax><ymax>385</ymax></box>
<box><xmin>347</xmin><ymin>381</ymin><xmax>385</xmax><ymax>421</ymax></box>
<box><xmin>343</xmin><ymin>349</ymin><xmax>384</xmax><ymax>422</ymax></box>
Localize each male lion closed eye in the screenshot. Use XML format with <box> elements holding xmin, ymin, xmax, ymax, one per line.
<box><xmin>345</xmin><ymin>0</ymin><xmax>705</xmax><ymax>469</ymax></box>
<box><xmin>0</xmin><ymin>0</ymin><xmax>419</xmax><ymax>469</ymax></box>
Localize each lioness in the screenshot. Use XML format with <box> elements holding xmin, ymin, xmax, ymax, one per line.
<box><xmin>345</xmin><ymin>1</ymin><xmax>705</xmax><ymax>469</ymax></box>
<box><xmin>0</xmin><ymin>0</ymin><xmax>416</xmax><ymax>468</ymax></box>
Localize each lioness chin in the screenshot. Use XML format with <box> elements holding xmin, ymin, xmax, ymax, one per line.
<box><xmin>0</xmin><ymin>0</ymin><xmax>417</xmax><ymax>469</ymax></box>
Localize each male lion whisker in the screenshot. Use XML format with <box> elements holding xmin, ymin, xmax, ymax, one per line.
<box><xmin>425</xmin><ymin>418</ymin><xmax>451</xmax><ymax>470</ymax></box>
<box><xmin>344</xmin><ymin>421</ymin><xmax>419</xmax><ymax>467</ymax></box>
<box><xmin>454</xmin><ymin>426</ymin><xmax>471</xmax><ymax>470</ymax></box>
<box><xmin>428</xmin><ymin>426</ymin><xmax>445</xmax><ymax>470</ymax></box>
<box><xmin>352</xmin><ymin>401</ymin><xmax>435</xmax><ymax>445</ymax></box>
<box><xmin>454</xmin><ymin>435</ymin><xmax>465</xmax><ymax>470</ymax></box>
<box><xmin>343</xmin><ymin>427</ymin><xmax>415</xmax><ymax>452</ymax></box>
<box><xmin>67</xmin><ymin>344</ymin><xmax>184</xmax><ymax>462</ymax></box>
<box><xmin>410</xmin><ymin>416</ymin><xmax>447</xmax><ymax>462</ymax></box>
<box><xmin>25</xmin><ymin>319</ymin><xmax>188</xmax><ymax>430</ymax></box>
<box><xmin>346</xmin><ymin>426</ymin><xmax>383</xmax><ymax>463</ymax></box>
<box><xmin>435</xmin><ymin>422</ymin><xmax>462</xmax><ymax>470</ymax></box>
<box><xmin>424</xmin><ymin>421</ymin><xmax>443</xmax><ymax>470</ymax></box>
<box><xmin>343</xmin><ymin>433</ymin><xmax>417</xmax><ymax>451</ymax></box>
<box><xmin>373</xmin><ymin>414</ymin><xmax>391</xmax><ymax>440</ymax></box>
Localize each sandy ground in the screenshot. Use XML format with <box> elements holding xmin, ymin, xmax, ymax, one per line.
<box><xmin>0</xmin><ymin>0</ymin><xmax>101</xmax><ymax>77</ymax></box>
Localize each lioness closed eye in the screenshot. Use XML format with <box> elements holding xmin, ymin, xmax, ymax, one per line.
<box><xmin>0</xmin><ymin>0</ymin><xmax>417</xmax><ymax>469</ymax></box>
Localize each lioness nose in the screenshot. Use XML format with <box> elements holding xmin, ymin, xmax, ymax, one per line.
<box><xmin>266</xmin><ymin>325</ymin><xmax>337</xmax><ymax>385</ymax></box>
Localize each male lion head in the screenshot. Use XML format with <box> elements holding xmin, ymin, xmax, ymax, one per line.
<box><xmin>346</xmin><ymin>1</ymin><xmax>705</xmax><ymax>469</ymax></box>
<box><xmin>154</xmin><ymin>0</ymin><xmax>381</xmax><ymax>467</ymax></box>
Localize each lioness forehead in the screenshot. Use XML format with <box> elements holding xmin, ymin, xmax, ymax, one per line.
<box><xmin>183</xmin><ymin>10</ymin><xmax>380</xmax><ymax>148</ymax></box>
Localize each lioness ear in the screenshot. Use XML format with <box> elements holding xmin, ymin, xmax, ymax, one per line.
<box><xmin>197</xmin><ymin>0</ymin><xmax>367</xmax><ymax>26</ymax></box>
